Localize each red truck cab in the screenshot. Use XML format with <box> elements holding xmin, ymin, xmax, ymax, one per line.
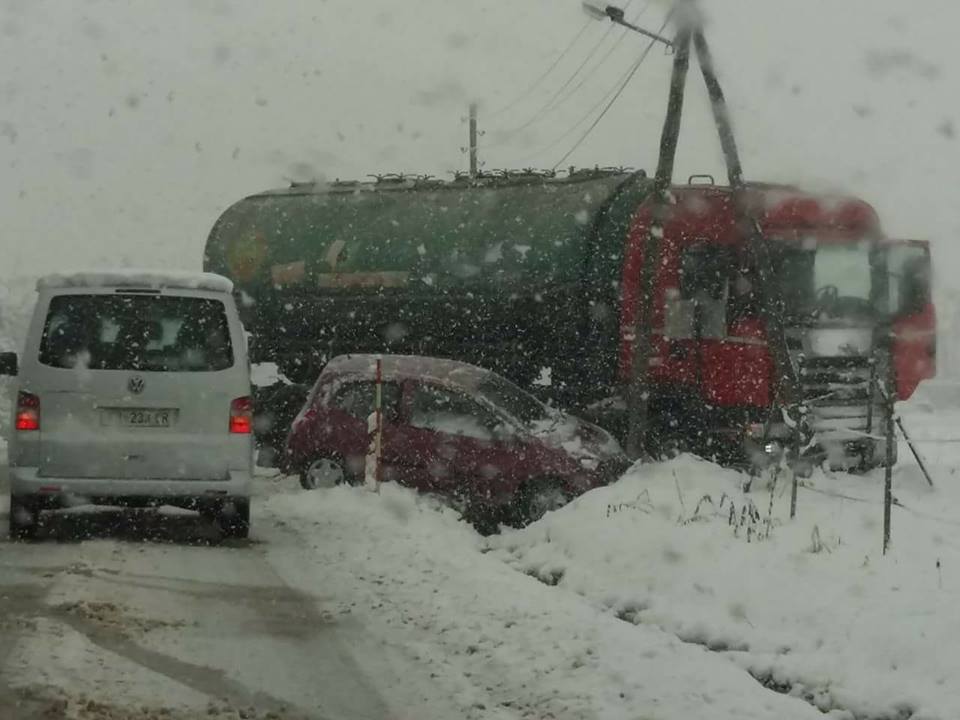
<box><xmin>616</xmin><ymin>182</ymin><xmax>935</xmax><ymax>468</ymax></box>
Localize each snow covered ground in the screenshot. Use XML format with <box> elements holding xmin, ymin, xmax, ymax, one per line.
<box><xmin>2</xmin><ymin>469</ymin><xmax>824</xmax><ymax>719</ymax></box>
<box><xmin>266</xmin><ymin>483</ymin><xmax>823</xmax><ymax>720</ymax></box>
<box><xmin>488</xmin><ymin>385</ymin><xmax>960</xmax><ymax>720</ymax></box>
<box><xmin>3</xmin><ymin>384</ymin><xmax>958</xmax><ymax>719</ymax></box>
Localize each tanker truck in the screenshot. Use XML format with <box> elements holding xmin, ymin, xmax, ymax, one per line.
<box><xmin>204</xmin><ymin>169</ymin><xmax>935</xmax><ymax>469</ymax></box>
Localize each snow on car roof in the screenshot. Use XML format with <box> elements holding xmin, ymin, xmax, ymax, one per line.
<box><xmin>323</xmin><ymin>354</ymin><xmax>493</xmax><ymax>391</ymax></box>
<box><xmin>37</xmin><ymin>270</ymin><xmax>234</xmax><ymax>294</ymax></box>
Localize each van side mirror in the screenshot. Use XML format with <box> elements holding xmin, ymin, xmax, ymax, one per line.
<box><xmin>0</xmin><ymin>352</ymin><xmax>18</xmax><ymax>376</ymax></box>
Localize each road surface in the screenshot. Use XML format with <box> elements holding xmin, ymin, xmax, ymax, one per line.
<box><xmin>0</xmin><ymin>466</ymin><xmax>457</xmax><ymax>720</ymax></box>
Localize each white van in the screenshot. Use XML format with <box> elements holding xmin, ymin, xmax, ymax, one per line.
<box><xmin>2</xmin><ymin>271</ymin><xmax>253</xmax><ymax>540</ymax></box>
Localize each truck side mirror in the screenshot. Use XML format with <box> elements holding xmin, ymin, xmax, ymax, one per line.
<box><xmin>898</xmin><ymin>258</ymin><xmax>930</xmax><ymax>317</ymax></box>
<box><xmin>0</xmin><ymin>351</ymin><xmax>18</xmax><ymax>376</ymax></box>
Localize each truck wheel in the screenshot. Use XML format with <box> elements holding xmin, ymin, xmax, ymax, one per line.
<box><xmin>8</xmin><ymin>496</ymin><xmax>39</xmax><ymax>541</ymax></box>
<box><xmin>300</xmin><ymin>457</ymin><xmax>347</xmax><ymax>490</ymax></box>
<box><xmin>218</xmin><ymin>499</ymin><xmax>250</xmax><ymax>539</ymax></box>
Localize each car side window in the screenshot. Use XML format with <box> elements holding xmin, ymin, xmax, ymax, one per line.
<box><xmin>410</xmin><ymin>384</ymin><xmax>499</xmax><ymax>440</ymax></box>
<box><xmin>332</xmin><ymin>381</ymin><xmax>401</xmax><ymax>422</ymax></box>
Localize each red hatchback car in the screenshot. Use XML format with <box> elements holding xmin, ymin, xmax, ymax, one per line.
<box><xmin>282</xmin><ymin>354</ymin><xmax>629</xmax><ymax>529</ymax></box>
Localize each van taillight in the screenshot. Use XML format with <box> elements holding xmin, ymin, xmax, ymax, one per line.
<box><xmin>230</xmin><ymin>396</ymin><xmax>253</xmax><ymax>434</ymax></box>
<box><xmin>16</xmin><ymin>391</ymin><xmax>40</xmax><ymax>431</ymax></box>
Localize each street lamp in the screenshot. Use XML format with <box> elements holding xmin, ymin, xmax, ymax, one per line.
<box><xmin>581</xmin><ymin>2</ymin><xmax>674</xmax><ymax>48</ymax></box>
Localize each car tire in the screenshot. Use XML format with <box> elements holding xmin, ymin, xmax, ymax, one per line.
<box><xmin>461</xmin><ymin>501</ymin><xmax>503</xmax><ymax>537</ymax></box>
<box><xmin>8</xmin><ymin>496</ymin><xmax>39</xmax><ymax>541</ymax></box>
<box><xmin>300</xmin><ymin>456</ymin><xmax>350</xmax><ymax>490</ymax></box>
<box><xmin>515</xmin><ymin>479</ymin><xmax>570</xmax><ymax>526</ymax></box>
<box><xmin>218</xmin><ymin>498</ymin><xmax>250</xmax><ymax>539</ymax></box>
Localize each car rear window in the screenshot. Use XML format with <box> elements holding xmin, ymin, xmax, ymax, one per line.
<box><xmin>39</xmin><ymin>294</ymin><xmax>234</xmax><ymax>371</ymax></box>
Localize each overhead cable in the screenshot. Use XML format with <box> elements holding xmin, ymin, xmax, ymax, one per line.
<box><xmin>551</xmin><ymin>10</ymin><xmax>672</xmax><ymax>170</ymax></box>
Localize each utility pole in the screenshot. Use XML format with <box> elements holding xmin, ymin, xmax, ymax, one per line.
<box><xmin>626</xmin><ymin>22</ymin><xmax>692</xmax><ymax>459</ymax></box>
<box><xmin>625</xmin><ymin>1</ymin><xmax>802</xmax><ymax>458</ymax></box>
<box><xmin>468</xmin><ymin>102</ymin><xmax>479</xmax><ymax>178</ymax></box>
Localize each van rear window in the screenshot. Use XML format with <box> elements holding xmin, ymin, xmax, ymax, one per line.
<box><xmin>39</xmin><ymin>294</ymin><xmax>234</xmax><ymax>371</ymax></box>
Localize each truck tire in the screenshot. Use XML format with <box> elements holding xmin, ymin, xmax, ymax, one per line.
<box><xmin>218</xmin><ymin>499</ymin><xmax>250</xmax><ymax>539</ymax></box>
<box><xmin>8</xmin><ymin>496</ymin><xmax>39</xmax><ymax>541</ymax></box>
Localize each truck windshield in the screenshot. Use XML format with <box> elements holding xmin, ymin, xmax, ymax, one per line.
<box><xmin>773</xmin><ymin>240</ymin><xmax>876</xmax><ymax>321</ymax></box>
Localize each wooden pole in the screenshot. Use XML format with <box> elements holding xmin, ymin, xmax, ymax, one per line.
<box><xmin>692</xmin><ymin>29</ymin><xmax>801</xmax><ymax>414</ymax></box>
<box><xmin>625</xmin><ymin>25</ymin><xmax>692</xmax><ymax>459</ymax></box>
<box><xmin>468</xmin><ymin>103</ymin><xmax>479</xmax><ymax>179</ymax></box>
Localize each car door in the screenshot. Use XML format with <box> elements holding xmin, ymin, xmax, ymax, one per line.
<box><xmin>392</xmin><ymin>381</ymin><xmax>521</xmax><ymax>503</ymax></box>
<box><xmin>885</xmin><ymin>240</ymin><xmax>936</xmax><ymax>400</ymax></box>
<box><xmin>323</xmin><ymin>379</ymin><xmax>403</xmax><ymax>479</ymax></box>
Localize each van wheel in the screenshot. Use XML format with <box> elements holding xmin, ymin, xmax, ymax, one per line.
<box><xmin>218</xmin><ymin>499</ymin><xmax>250</xmax><ymax>539</ymax></box>
<box><xmin>8</xmin><ymin>497</ymin><xmax>39</xmax><ymax>541</ymax></box>
<box><xmin>300</xmin><ymin>457</ymin><xmax>347</xmax><ymax>490</ymax></box>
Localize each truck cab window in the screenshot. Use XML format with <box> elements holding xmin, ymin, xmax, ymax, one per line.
<box><xmin>680</xmin><ymin>245</ymin><xmax>733</xmax><ymax>301</ymax></box>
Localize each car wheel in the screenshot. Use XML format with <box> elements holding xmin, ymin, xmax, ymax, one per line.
<box><xmin>461</xmin><ymin>501</ymin><xmax>503</xmax><ymax>536</ymax></box>
<box><xmin>517</xmin><ymin>480</ymin><xmax>569</xmax><ymax>526</ymax></box>
<box><xmin>218</xmin><ymin>498</ymin><xmax>250</xmax><ymax>539</ymax></box>
<box><xmin>8</xmin><ymin>496</ymin><xmax>39</xmax><ymax>541</ymax></box>
<box><xmin>300</xmin><ymin>457</ymin><xmax>347</xmax><ymax>490</ymax></box>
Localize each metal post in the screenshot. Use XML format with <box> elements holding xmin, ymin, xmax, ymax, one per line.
<box><xmin>603</xmin><ymin>6</ymin><xmax>675</xmax><ymax>47</ymax></box>
<box><xmin>790</xmin><ymin>357</ymin><xmax>802</xmax><ymax>519</ymax></box>
<box><xmin>883</xmin><ymin>363</ymin><xmax>895</xmax><ymax>555</ymax></box>
<box><xmin>896</xmin><ymin>416</ymin><xmax>934</xmax><ymax>487</ymax></box>
<box><xmin>875</xmin><ymin>369</ymin><xmax>934</xmax><ymax>488</ymax></box>
<box><xmin>625</xmin><ymin>25</ymin><xmax>693</xmax><ymax>459</ymax></box>
<box><xmin>468</xmin><ymin>103</ymin><xmax>479</xmax><ymax>179</ymax></box>
<box><xmin>692</xmin><ymin>29</ymin><xmax>801</xmax><ymax>420</ymax></box>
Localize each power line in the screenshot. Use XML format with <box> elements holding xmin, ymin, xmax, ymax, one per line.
<box><xmin>548</xmin><ymin>0</ymin><xmax>656</xmax><ymax>114</ymax></box>
<box><xmin>539</xmin><ymin>24</ymin><xmax>620</xmax><ymax>115</ymax></box>
<box><xmin>512</xmin><ymin>10</ymin><xmax>668</xmax><ymax>164</ymax></box>
<box><xmin>487</xmin><ymin>18</ymin><xmax>594</xmax><ymax>120</ymax></box>
<box><xmin>552</xmin><ymin>11</ymin><xmax>673</xmax><ymax>170</ymax></box>
<box><xmin>491</xmin><ymin>0</ymin><xmax>638</xmax><ymax>142</ymax></box>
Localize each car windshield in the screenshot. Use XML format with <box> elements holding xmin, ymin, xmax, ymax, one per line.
<box><xmin>773</xmin><ymin>240</ymin><xmax>877</xmax><ymax>321</ymax></box>
<box><xmin>478</xmin><ymin>375</ymin><xmax>557</xmax><ymax>427</ymax></box>
<box><xmin>39</xmin><ymin>294</ymin><xmax>233</xmax><ymax>371</ymax></box>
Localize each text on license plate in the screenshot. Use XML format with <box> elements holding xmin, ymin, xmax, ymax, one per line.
<box><xmin>101</xmin><ymin>408</ymin><xmax>178</xmax><ymax>427</ymax></box>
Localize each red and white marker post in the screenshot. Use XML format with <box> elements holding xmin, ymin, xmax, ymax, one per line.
<box><xmin>365</xmin><ymin>357</ymin><xmax>384</xmax><ymax>492</ymax></box>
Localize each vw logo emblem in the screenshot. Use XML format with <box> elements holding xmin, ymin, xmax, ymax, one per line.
<box><xmin>128</xmin><ymin>376</ymin><xmax>145</xmax><ymax>394</ymax></box>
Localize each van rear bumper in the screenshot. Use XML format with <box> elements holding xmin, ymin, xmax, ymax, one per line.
<box><xmin>9</xmin><ymin>467</ymin><xmax>252</xmax><ymax>503</ymax></box>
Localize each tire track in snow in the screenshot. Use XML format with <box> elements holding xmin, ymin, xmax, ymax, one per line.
<box><xmin>0</xmin><ymin>506</ymin><xmax>392</xmax><ymax>720</ymax></box>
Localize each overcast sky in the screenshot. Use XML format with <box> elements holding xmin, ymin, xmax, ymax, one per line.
<box><xmin>0</xmin><ymin>0</ymin><xmax>957</xmax><ymax>350</ymax></box>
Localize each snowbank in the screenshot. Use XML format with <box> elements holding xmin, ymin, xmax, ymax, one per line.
<box><xmin>489</xmin><ymin>406</ymin><xmax>960</xmax><ymax>719</ymax></box>
<box><xmin>265</xmin><ymin>481</ymin><xmax>822</xmax><ymax>720</ymax></box>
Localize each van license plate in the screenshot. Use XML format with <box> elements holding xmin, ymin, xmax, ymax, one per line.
<box><xmin>103</xmin><ymin>409</ymin><xmax>176</xmax><ymax>427</ymax></box>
